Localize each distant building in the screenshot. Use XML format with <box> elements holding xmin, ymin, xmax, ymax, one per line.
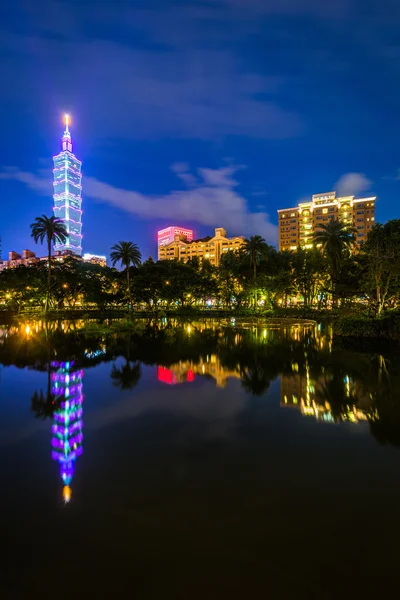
<box><xmin>158</xmin><ymin>227</ymin><xmax>245</xmax><ymax>267</ymax></box>
<box><xmin>278</xmin><ymin>192</ymin><xmax>376</xmax><ymax>252</ymax></box>
<box><xmin>83</xmin><ymin>253</ymin><xmax>107</xmax><ymax>267</ymax></box>
<box><xmin>0</xmin><ymin>249</ymin><xmax>81</xmax><ymax>271</ymax></box>
<box><xmin>53</xmin><ymin>114</ymin><xmax>83</xmax><ymax>256</ymax></box>
<box><xmin>158</xmin><ymin>226</ymin><xmax>193</xmax><ymax>256</ymax></box>
<box><xmin>0</xmin><ymin>250</ymin><xmax>40</xmax><ymax>270</ymax></box>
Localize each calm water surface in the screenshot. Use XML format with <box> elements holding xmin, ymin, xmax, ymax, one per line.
<box><xmin>1</xmin><ymin>319</ymin><xmax>400</xmax><ymax>598</ymax></box>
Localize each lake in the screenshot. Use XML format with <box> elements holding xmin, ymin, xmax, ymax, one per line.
<box><xmin>1</xmin><ymin>319</ymin><xmax>400</xmax><ymax>598</ymax></box>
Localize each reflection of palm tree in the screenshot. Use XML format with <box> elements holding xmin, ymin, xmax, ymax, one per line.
<box><xmin>241</xmin><ymin>362</ymin><xmax>271</xmax><ymax>396</ymax></box>
<box><xmin>31</xmin><ymin>389</ymin><xmax>60</xmax><ymax>420</ymax></box>
<box><xmin>31</xmin><ymin>361</ymin><xmax>60</xmax><ymax>419</ymax></box>
<box><xmin>111</xmin><ymin>360</ymin><xmax>142</xmax><ymax>390</ymax></box>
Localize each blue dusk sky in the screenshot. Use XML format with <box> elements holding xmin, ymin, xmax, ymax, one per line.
<box><xmin>1</xmin><ymin>0</ymin><xmax>399</xmax><ymax>261</ymax></box>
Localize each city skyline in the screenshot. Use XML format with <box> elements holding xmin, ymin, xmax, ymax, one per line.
<box><xmin>1</xmin><ymin>0</ymin><xmax>399</xmax><ymax>260</ymax></box>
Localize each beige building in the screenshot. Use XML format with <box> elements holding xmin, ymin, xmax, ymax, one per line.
<box><xmin>83</xmin><ymin>253</ymin><xmax>107</xmax><ymax>267</ymax></box>
<box><xmin>278</xmin><ymin>192</ymin><xmax>376</xmax><ymax>252</ymax></box>
<box><xmin>158</xmin><ymin>227</ymin><xmax>245</xmax><ymax>266</ymax></box>
<box><xmin>0</xmin><ymin>249</ymin><xmax>84</xmax><ymax>272</ymax></box>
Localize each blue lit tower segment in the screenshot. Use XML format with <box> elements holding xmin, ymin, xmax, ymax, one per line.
<box><xmin>53</xmin><ymin>115</ymin><xmax>83</xmax><ymax>255</ymax></box>
<box><xmin>51</xmin><ymin>361</ymin><xmax>84</xmax><ymax>504</ymax></box>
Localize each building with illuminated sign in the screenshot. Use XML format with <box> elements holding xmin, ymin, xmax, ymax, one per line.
<box><xmin>53</xmin><ymin>115</ymin><xmax>83</xmax><ymax>256</ymax></box>
<box><xmin>158</xmin><ymin>227</ymin><xmax>245</xmax><ymax>267</ymax></box>
<box><xmin>278</xmin><ymin>192</ymin><xmax>376</xmax><ymax>252</ymax></box>
<box><xmin>158</xmin><ymin>227</ymin><xmax>193</xmax><ymax>257</ymax></box>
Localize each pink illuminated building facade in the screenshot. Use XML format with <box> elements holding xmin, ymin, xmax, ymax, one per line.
<box><xmin>157</xmin><ymin>226</ymin><xmax>193</xmax><ymax>259</ymax></box>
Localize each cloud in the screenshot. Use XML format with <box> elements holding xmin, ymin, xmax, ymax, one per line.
<box><xmin>0</xmin><ymin>29</ymin><xmax>301</xmax><ymax>142</ymax></box>
<box><xmin>335</xmin><ymin>172</ymin><xmax>372</xmax><ymax>197</ymax></box>
<box><xmin>0</xmin><ymin>165</ymin><xmax>278</xmax><ymax>244</ymax></box>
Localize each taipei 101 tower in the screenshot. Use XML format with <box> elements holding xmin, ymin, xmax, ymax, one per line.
<box><xmin>53</xmin><ymin>115</ymin><xmax>83</xmax><ymax>255</ymax></box>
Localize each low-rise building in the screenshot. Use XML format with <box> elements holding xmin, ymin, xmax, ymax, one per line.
<box><xmin>0</xmin><ymin>249</ymin><xmax>84</xmax><ymax>271</ymax></box>
<box><xmin>158</xmin><ymin>227</ymin><xmax>245</xmax><ymax>266</ymax></box>
<box><xmin>83</xmin><ymin>253</ymin><xmax>107</xmax><ymax>267</ymax></box>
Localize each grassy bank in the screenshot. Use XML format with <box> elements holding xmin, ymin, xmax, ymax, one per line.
<box><xmin>334</xmin><ymin>313</ymin><xmax>400</xmax><ymax>341</ymax></box>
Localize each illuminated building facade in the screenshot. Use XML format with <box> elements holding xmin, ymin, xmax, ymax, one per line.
<box><xmin>53</xmin><ymin>115</ymin><xmax>83</xmax><ymax>256</ymax></box>
<box><xmin>158</xmin><ymin>227</ymin><xmax>194</xmax><ymax>257</ymax></box>
<box><xmin>0</xmin><ymin>249</ymin><xmax>83</xmax><ymax>271</ymax></box>
<box><xmin>158</xmin><ymin>227</ymin><xmax>245</xmax><ymax>266</ymax></box>
<box><xmin>83</xmin><ymin>253</ymin><xmax>107</xmax><ymax>267</ymax></box>
<box><xmin>278</xmin><ymin>192</ymin><xmax>376</xmax><ymax>252</ymax></box>
<box><xmin>51</xmin><ymin>361</ymin><xmax>84</xmax><ymax>503</ymax></box>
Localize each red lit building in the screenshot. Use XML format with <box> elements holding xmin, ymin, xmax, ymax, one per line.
<box><xmin>157</xmin><ymin>226</ymin><xmax>193</xmax><ymax>257</ymax></box>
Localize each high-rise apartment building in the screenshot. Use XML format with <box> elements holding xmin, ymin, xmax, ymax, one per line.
<box><xmin>53</xmin><ymin>115</ymin><xmax>83</xmax><ymax>256</ymax></box>
<box><xmin>158</xmin><ymin>227</ymin><xmax>245</xmax><ymax>266</ymax></box>
<box><xmin>278</xmin><ymin>192</ymin><xmax>376</xmax><ymax>252</ymax></box>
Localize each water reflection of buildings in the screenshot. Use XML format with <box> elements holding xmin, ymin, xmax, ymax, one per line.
<box><xmin>280</xmin><ymin>368</ymin><xmax>369</xmax><ymax>424</ymax></box>
<box><xmin>158</xmin><ymin>355</ymin><xmax>241</xmax><ymax>388</ymax></box>
<box><xmin>51</xmin><ymin>361</ymin><xmax>84</xmax><ymax>503</ymax></box>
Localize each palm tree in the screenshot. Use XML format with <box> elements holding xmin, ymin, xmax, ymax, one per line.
<box><xmin>110</xmin><ymin>242</ymin><xmax>142</xmax><ymax>309</ymax></box>
<box><xmin>30</xmin><ymin>215</ymin><xmax>68</xmax><ymax>312</ymax></box>
<box><xmin>313</xmin><ymin>219</ymin><xmax>355</xmax><ymax>304</ymax></box>
<box><xmin>244</xmin><ymin>235</ymin><xmax>267</xmax><ymax>280</ymax></box>
<box><xmin>244</xmin><ymin>235</ymin><xmax>267</xmax><ymax>308</ymax></box>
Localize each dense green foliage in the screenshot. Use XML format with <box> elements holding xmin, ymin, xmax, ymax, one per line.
<box><xmin>1</xmin><ymin>218</ymin><xmax>400</xmax><ymax>327</ymax></box>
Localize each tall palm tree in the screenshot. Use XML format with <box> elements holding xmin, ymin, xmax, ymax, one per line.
<box><xmin>244</xmin><ymin>235</ymin><xmax>267</xmax><ymax>279</ymax></box>
<box><xmin>313</xmin><ymin>219</ymin><xmax>355</xmax><ymax>304</ymax></box>
<box><xmin>30</xmin><ymin>215</ymin><xmax>68</xmax><ymax>312</ymax></box>
<box><xmin>110</xmin><ymin>241</ymin><xmax>142</xmax><ymax>309</ymax></box>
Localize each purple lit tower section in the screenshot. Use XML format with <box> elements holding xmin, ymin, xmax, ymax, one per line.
<box><xmin>53</xmin><ymin>115</ymin><xmax>83</xmax><ymax>255</ymax></box>
<box><xmin>51</xmin><ymin>361</ymin><xmax>84</xmax><ymax>504</ymax></box>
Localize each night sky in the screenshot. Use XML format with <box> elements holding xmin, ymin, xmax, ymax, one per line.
<box><xmin>1</xmin><ymin>0</ymin><xmax>399</xmax><ymax>261</ymax></box>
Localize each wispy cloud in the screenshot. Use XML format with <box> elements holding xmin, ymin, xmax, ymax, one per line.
<box><xmin>0</xmin><ymin>165</ymin><xmax>278</xmax><ymax>244</ymax></box>
<box><xmin>335</xmin><ymin>172</ymin><xmax>372</xmax><ymax>197</ymax></box>
<box><xmin>0</xmin><ymin>30</ymin><xmax>301</xmax><ymax>142</ymax></box>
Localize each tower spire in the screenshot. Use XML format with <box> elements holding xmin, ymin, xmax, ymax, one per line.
<box><xmin>53</xmin><ymin>113</ymin><xmax>83</xmax><ymax>255</ymax></box>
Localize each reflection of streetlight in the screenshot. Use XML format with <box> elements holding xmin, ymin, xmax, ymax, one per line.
<box><xmin>25</xmin><ymin>324</ymin><xmax>31</xmax><ymax>335</ymax></box>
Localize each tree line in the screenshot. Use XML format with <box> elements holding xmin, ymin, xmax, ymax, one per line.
<box><xmin>0</xmin><ymin>214</ymin><xmax>399</xmax><ymax>314</ymax></box>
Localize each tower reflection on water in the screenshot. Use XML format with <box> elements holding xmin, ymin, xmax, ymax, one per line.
<box><xmin>50</xmin><ymin>361</ymin><xmax>84</xmax><ymax>504</ymax></box>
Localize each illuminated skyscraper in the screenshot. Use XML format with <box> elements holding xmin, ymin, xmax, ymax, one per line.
<box><xmin>53</xmin><ymin>115</ymin><xmax>83</xmax><ymax>255</ymax></box>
